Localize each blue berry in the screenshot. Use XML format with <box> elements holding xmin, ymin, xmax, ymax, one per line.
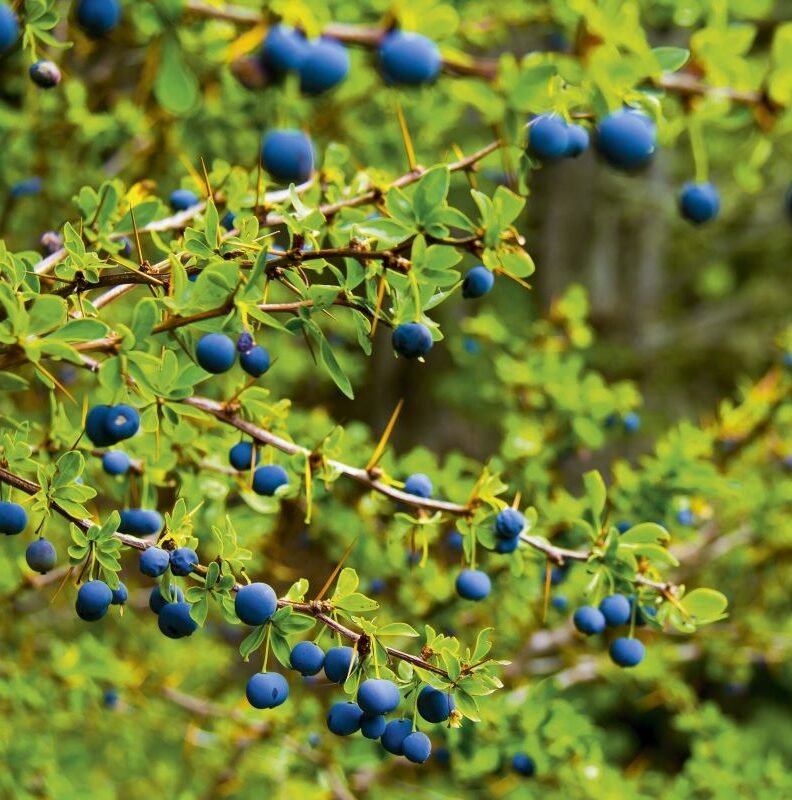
<box><xmin>368</xmin><ymin>577</ymin><xmax>386</xmax><ymax>594</ymax></box>
<box><xmin>235</xmin><ymin>582</ymin><xmax>278</xmax><ymax>626</ymax></box>
<box><xmin>599</xmin><ymin>594</ymin><xmax>632</xmax><ymax>627</ymax></box>
<box><xmin>76</xmin><ymin>580</ymin><xmax>112</xmax><ymax>621</ymax></box>
<box><xmin>261</xmin><ymin>130</ymin><xmax>315</xmax><ymax>185</ymax></box>
<box><xmin>327</xmin><ymin>701</ymin><xmax>363</xmax><ymax>736</ymax></box>
<box><xmin>677</xmin><ymin>508</ymin><xmax>694</xmax><ymax>526</ymax></box>
<box><xmin>246</xmin><ymin>671</ymin><xmax>289</xmax><ymax>709</ymax></box>
<box><xmin>623</xmin><ymin>412</ymin><xmax>641</xmax><ymax>433</ymax></box>
<box><xmin>237</xmin><ymin>331</ymin><xmax>254</xmax><ymax>353</ymax></box>
<box><xmin>595</xmin><ymin>110</ymin><xmax>656</xmax><ymax>171</ymax></box>
<box><xmin>357</xmin><ymin>678</ymin><xmax>401</xmax><ymax>715</ymax></box>
<box><xmin>221</xmin><ymin>211</ymin><xmax>236</xmax><ymax>230</ymax></box>
<box><xmin>290</xmin><ymin>641</ymin><xmax>325</xmax><ymax>676</ymax></box>
<box><xmin>512</xmin><ymin>752</ymin><xmax>536</xmax><ymax>776</ymax></box>
<box><xmin>616</xmin><ymin>521</ymin><xmax>633</xmax><ymax>534</ymax></box>
<box><xmin>565</xmin><ymin>124</ymin><xmax>590</xmax><ymax>157</ymax></box>
<box><xmin>551</xmin><ymin>595</ymin><xmax>569</xmax><ymax>612</ymax></box>
<box><xmin>323</xmin><ymin>646</ymin><xmax>358</xmax><ymax>683</ymax></box>
<box><xmin>609</xmin><ymin>637</ymin><xmax>646</xmax><ymax>667</ymax></box>
<box><xmin>572</xmin><ymin>605</ymin><xmax>606</xmax><ymax>635</ymax></box>
<box><xmin>25</xmin><ymin>538</ymin><xmax>56</xmax><ymax>573</ymax></box>
<box><xmin>240</xmin><ymin>345</ymin><xmax>271</xmax><ymax>377</ymax></box>
<box><xmin>446</xmin><ymin>530</ymin><xmax>464</xmax><ymax>551</ymax></box>
<box><xmin>494</xmin><ymin>537</ymin><xmax>519</xmax><ymax>554</ymax></box>
<box><xmin>76</xmin><ymin>0</ymin><xmax>120</xmax><ymax>38</ymax></box>
<box><xmin>252</xmin><ymin>464</ymin><xmax>289</xmax><ymax>496</ymax></box>
<box><xmin>120</xmin><ymin>509</ymin><xmax>163</xmax><ymax>536</ymax></box>
<box><xmin>139</xmin><ymin>547</ymin><xmax>170</xmax><ymax>578</ymax></box>
<box><xmin>360</xmin><ymin>714</ymin><xmax>387</xmax><ymax>739</ymax></box>
<box><xmin>259</xmin><ymin>24</ymin><xmax>307</xmax><ymax>73</ymax></box>
<box><xmin>455</xmin><ymin>569</ymin><xmax>491</xmax><ymax>601</ymax></box>
<box><xmin>169</xmin><ymin>188</ymin><xmax>200</xmax><ymax>211</ymax></box>
<box><xmin>103</xmin><ymin>689</ymin><xmax>119</xmax><ymax>708</ymax></box>
<box><xmin>461</xmin><ymin>266</ymin><xmax>494</xmax><ymax>299</ymax></box>
<box><xmin>527</xmin><ymin>114</ymin><xmax>569</xmax><ymax>161</ymax></box>
<box><xmin>104</xmin><ymin>404</ymin><xmax>139</xmax><ymax>441</ymax></box>
<box><xmin>380</xmin><ymin>718</ymin><xmax>413</xmax><ymax>754</ymax></box>
<box><xmin>679</xmin><ymin>182</ymin><xmax>720</xmax><ymax>225</ymax></box>
<box><xmin>298</xmin><ymin>38</ymin><xmax>349</xmax><ymax>95</ymax></box>
<box><xmin>158</xmin><ymin>601</ymin><xmax>198</xmax><ymax>638</ymax></box>
<box><xmin>149</xmin><ymin>584</ymin><xmax>184</xmax><ymax>614</ymax></box>
<box><xmin>29</xmin><ymin>60</ymin><xmax>61</xmax><ymax>89</ymax></box>
<box><xmin>402</xmin><ymin>731</ymin><xmax>432</xmax><ymax>763</ymax></box>
<box><xmin>102</xmin><ymin>450</ymin><xmax>131</xmax><ymax>476</ymax></box>
<box><xmin>169</xmin><ymin>547</ymin><xmax>198</xmax><ymax>577</ymax></box>
<box><xmin>0</xmin><ymin>501</ymin><xmax>27</xmax><ymax>535</ymax></box>
<box><xmin>85</xmin><ymin>405</ymin><xmax>115</xmax><ymax>447</ymax></box>
<box><xmin>495</xmin><ymin>507</ymin><xmax>525</xmax><ymax>539</ymax></box>
<box><xmin>10</xmin><ymin>178</ymin><xmax>42</xmax><ymax>198</ymax></box>
<box><xmin>196</xmin><ymin>332</ymin><xmax>236</xmax><ymax>373</ymax></box>
<box><xmin>378</xmin><ymin>31</ymin><xmax>441</xmax><ymax>86</ymax></box>
<box><xmin>417</xmin><ymin>686</ymin><xmax>455</xmax><ymax>723</ymax></box>
<box><xmin>404</xmin><ymin>473</ymin><xmax>433</xmax><ymax>498</ymax></box>
<box><xmin>111</xmin><ymin>582</ymin><xmax>128</xmax><ymax>605</ymax></box>
<box><xmin>229</xmin><ymin>441</ymin><xmax>260</xmax><ymax>471</ymax></box>
<box><xmin>0</xmin><ymin>3</ymin><xmax>18</xmax><ymax>51</ymax></box>
<box><xmin>392</xmin><ymin>322</ymin><xmax>433</xmax><ymax>359</ymax></box>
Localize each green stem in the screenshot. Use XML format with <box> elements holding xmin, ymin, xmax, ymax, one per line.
<box><xmin>689</xmin><ymin>115</ymin><xmax>709</xmax><ymax>183</ymax></box>
<box><xmin>262</xmin><ymin>622</ymin><xmax>272</xmax><ymax>672</ymax></box>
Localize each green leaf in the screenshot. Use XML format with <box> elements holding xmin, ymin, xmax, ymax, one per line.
<box><xmin>583</xmin><ymin>470</ymin><xmax>607</xmax><ymax>524</ymax></box>
<box><xmin>334</xmin><ymin>567</ymin><xmax>358</xmax><ymax>598</ymax></box>
<box><xmin>333</xmin><ymin>593</ymin><xmax>379</xmax><ymax>613</ymax></box>
<box><xmin>239</xmin><ymin>624</ymin><xmax>267</xmax><ymax>661</ymax></box>
<box><xmin>154</xmin><ymin>35</ymin><xmax>199</xmax><ymax>115</ymax></box>
<box><xmin>680</xmin><ymin>588</ymin><xmax>729</xmax><ymax>624</ymax></box>
<box><xmin>412</xmin><ymin>166</ymin><xmax>450</xmax><ymax>223</ymax></box>
<box><xmin>619</xmin><ymin>523</ymin><xmax>670</xmax><ymax>545</ymax></box>
<box><xmin>376</xmin><ymin>622</ymin><xmax>419</xmax><ymax>638</ymax></box>
<box><xmin>653</xmin><ymin>47</ymin><xmax>690</xmax><ymax>72</ymax></box>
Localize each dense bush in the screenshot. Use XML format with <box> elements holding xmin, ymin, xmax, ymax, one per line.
<box><xmin>1</xmin><ymin>0</ymin><xmax>791</xmax><ymax>797</ymax></box>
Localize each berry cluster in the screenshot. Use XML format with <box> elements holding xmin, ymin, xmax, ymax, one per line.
<box><xmin>573</xmin><ymin>594</ymin><xmax>648</xmax><ymax>668</ymax></box>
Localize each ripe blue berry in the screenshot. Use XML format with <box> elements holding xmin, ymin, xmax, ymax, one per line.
<box><xmin>404</xmin><ymin>473</ymin><xmax>432</xmax><ymax>499</ymax></box>
<box><xmin>609</xmin><ymin>637</ymin><xmax>646</xmax><ymax>667</ymax></box>
<box><xmin>111</xmin><ymin>582</ymin><xmax>128</xmax><ymax>605</ymax></box>
<box><xmin>290</xmin><ymin>641</ymin><xmax>325</xmax><ymax>676</ymax></box>
<box><xmin>679</xmin><ymin>182</ymin><xmax>720</xmax><ymax>224</ymax></box>
<box><xmin>402</xmin><ymin>731</ymin><xmax>432</xmax><ymax>763</ymax></box>
<box><xmin>595</xmin><ymin>110</ymin><xmax>656</xmax><ymax>171</ymax></box>
<box><xmin>149</xmin><ymin>584</ymin><xmax>184</xmax><ymax>614</ymax></box>
<box><xmin>0</xmin><ymin>501</ymin><xmax>27</xmax><ymax>535</ymax></box>
<box><xmin>417</xmin><ymin>686</ymin><xmax>455</xmax><ymax>723</ymax></box>
<box><xmin>261</xmin><ymin>130</ymin><xmax>315</xmax><ymax>185</ymax></box>
<box><xmin>235</xmin><ymin>582</ymin><xmax>278</xmax><ymax>626</ymax></box>
<box><xmin>104</xmin><ymin>404</ymin><xmax>139</xmax><ymax>442</ymax></box>
<box><xmin>565</xmin><ymin>124</ymin><xmax>590</xmax><ymax>157</ymax></box>
<box><xmin>221</xmin><ymin>211</ymin><xmax>236</xmax><ymax>230</ymax></box>
<box><xmin>246</xmin><ymin>671</ymin><xmax>289</xmax><ymax>709</ymax></box>
<box><xmin>378</xmin><ymin>31</ymin><xmax>441</xmax><ymax>86</ymax></box>
<box><xmin>169</xmin><ymin>188</ymin><xmax>200</xmax><ymax>211</ymax></box>
<box><xmin>85</xmin><ymin>405</ymin><xmax>114</xmax><ymax>447</ymax></box>
<box><xmin>0</xmin><ymin>3</ymin><xmax>18</xmax><ymax>51</ymax></box>
<box><xmin>357</xmin><ymin>678</ymin><xmax>401</xmax><ymax>715</ymax></box>
<box><xmin>380</xmin><ymin>718</ymin><xmax>413</xmax><ymax>754</ymax></box>
<box><xmin>392</xmin><ymin>322</ymin><xmax>433</xmax><ymax>359</ymax></box>
<box><xmin>25</xmin><ymin>538</ymin><xmax>56</xmax><ymax>573</ymax></box>
<box><xmin>623</xmin><ymin>412</ymin><xmax>641</xmax><ymax>433</ymax></box>
<box><xmin>103</xmin><ymin>689</ymin><xmax>119</xmax><ymax>708</ymax></box>
<box><xmin>196</xmin><ymin>332</ymin><xmax>236</xmax><ymax>373</ymax></box>
<box><xmin>259</xmin><ymin>24</ymin><xmax>307</xmax><ymax>74</ymax></box>
<box><xmin>455</xmin><ymin>569</ymin><xmax>491</xmax><ymax>601</ymax></box>
<box><xmin>512</xmin><ymin>752</ymin><xmax>536</xmax><ymax>776</ymax></box>
<box><xmin>494</xmin><ymin>537</ymin><xmax>519</xmax><ymax>554</ymax></box>
<box><xmin>599</xmin><ymin>594</ymin><xmax>632</xmax><ymax>627</ymax></box>
<box><xmin>327</xmin><ymin>701</ymin><xmax>363</xmax><ymax>736</ymax></box>
<box><xmin>76</xmin><ymin>580</ymin><xmax>113</xmax><ymax>621</ymax></box>
<box><xmin>461</xmin><ymin>266</ymin><xmax>494</xmax><ymax>299</ymax></box>
<box><xmin>29</xmin><ymin>60</ymin><xmax>61</xmax><ymax>89</ymax></box>
<box><xmin>170</xmin><ymin>547</ymin><xmax>198</xmax><ymax>577</ymax></box>
<box><xmin>677</xmin><ymin>508</ymin><xmax>694</xmax><ymax>526</ymax></box>
<box><xmin>573</xmin><ymin>605</ymin><xmax>606</xmax><ymax>635</ymax></box>
<box><xmin>240</xmin><ymin>345</ymin><xmax>271</xmax><ymax>377</ymax></box>
<box><xmin>528</xmin><ymin>114</ymin><xmax>569</xmax><ymax>161</ymax></box>
<box><xmin>229</xmin><ymin>441</ymin><xmax>260</xmax><ymax>471</ymax></box>
<box><xmin>158</xmin><ymin>601</ymin><xmax>198</xmax><ymax>639</ymax></box>
<box><xmin>616</xmin><ymin>520</ymin><xmax>633</xmax><ymax>534</ymax></box>
<box><xmin>323</xmin><ymin>646</ymin><xmax>358</xmax><ymax>683</ymax></box>
<box><xmin>298</xmin><ymin>38</ymin><xmax>349</xmax><ymax>95</ymax></box>
<box><xmin>446</xmin><ymin>530</ymin><xmax>464</xmax><ymax>551</ymax></box>
<box><xmin>551</xmin><ymin>595</ymin><xmax>569</xmax><ymax>612</ymax></box>
<box><xmin>495</xmin><ymin>507</ymin><xmax>525</xmax><ymax>539</ymax></box>
<box><xmin>102</xmin><ymin>450</ymin><xmax>131</xmax><ymax>476</ymax></box>
<box><xmin>139</xmin><ymin>547</ymin><xmax>170</xmax><ymax>578</ymax></box>
<box><xmin>76</xmin><ymin>0</ymin><xmax>120</xmax><ymax>38</ymax></box>
<box><xmin>120</xmin><ymin>509</ymin><xmax>163</xmax><ymax>536</ymax></box>
<box><xmin>252</xmin><ymin>464</ymin><xmax>289</xmax><ymax>496</ymax></box>
<box><xmin>236</xmin><ymin>331</ymin><xmax>255</xmax><ymax>354</ymax></box>
<box><xmin>360</xmin><ymin>714</ymin><xmax>387</xmax><ymax>739</ymax></box>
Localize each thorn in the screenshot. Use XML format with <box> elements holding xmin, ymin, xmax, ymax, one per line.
<box><xmin>369</xmin><ymin>273</ymin><xmax>387</xmax><ymax>339</ymax></box>
<box><xmin>395</xmin><ymin>101</ymin><xmax>417</xmax><ymax>172</ymax></box>
<box><xmin>512</xmin><ymin>492</ymin><xmax>521</xmax><ymax>509</ymax></box>
<box><xmin>366</xmin><ymin>398</ymin><xmax>404</xmax><ymax>472</ymax></box>
<box><xmin>129</xmin><ymin>206</ymin><xmax>145</xmax><ymax>265</ymax></box>
<box><xmin>35</xmin><ymin>363</ymin><xmax>75</xmax><ymax>403</ymax></box>
<box><xmin>315</xmin><ymin>538</ymin><xmax>358</xmax><ymax>602</ymax></box>
<box><xmin>542</xmin><ymin>560</ymin><xmax>552</xmax><ymax>624</ymax></box>
<box><xmin>200</xmin><ymin>156</ymin><xmax>213</xmax><ymax>201</ymax></box>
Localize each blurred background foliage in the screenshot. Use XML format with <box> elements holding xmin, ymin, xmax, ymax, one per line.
<box><xmin>1</xmin><ymin>0</ymin><xmax>792</xmax><ymax>798</ymax></box>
